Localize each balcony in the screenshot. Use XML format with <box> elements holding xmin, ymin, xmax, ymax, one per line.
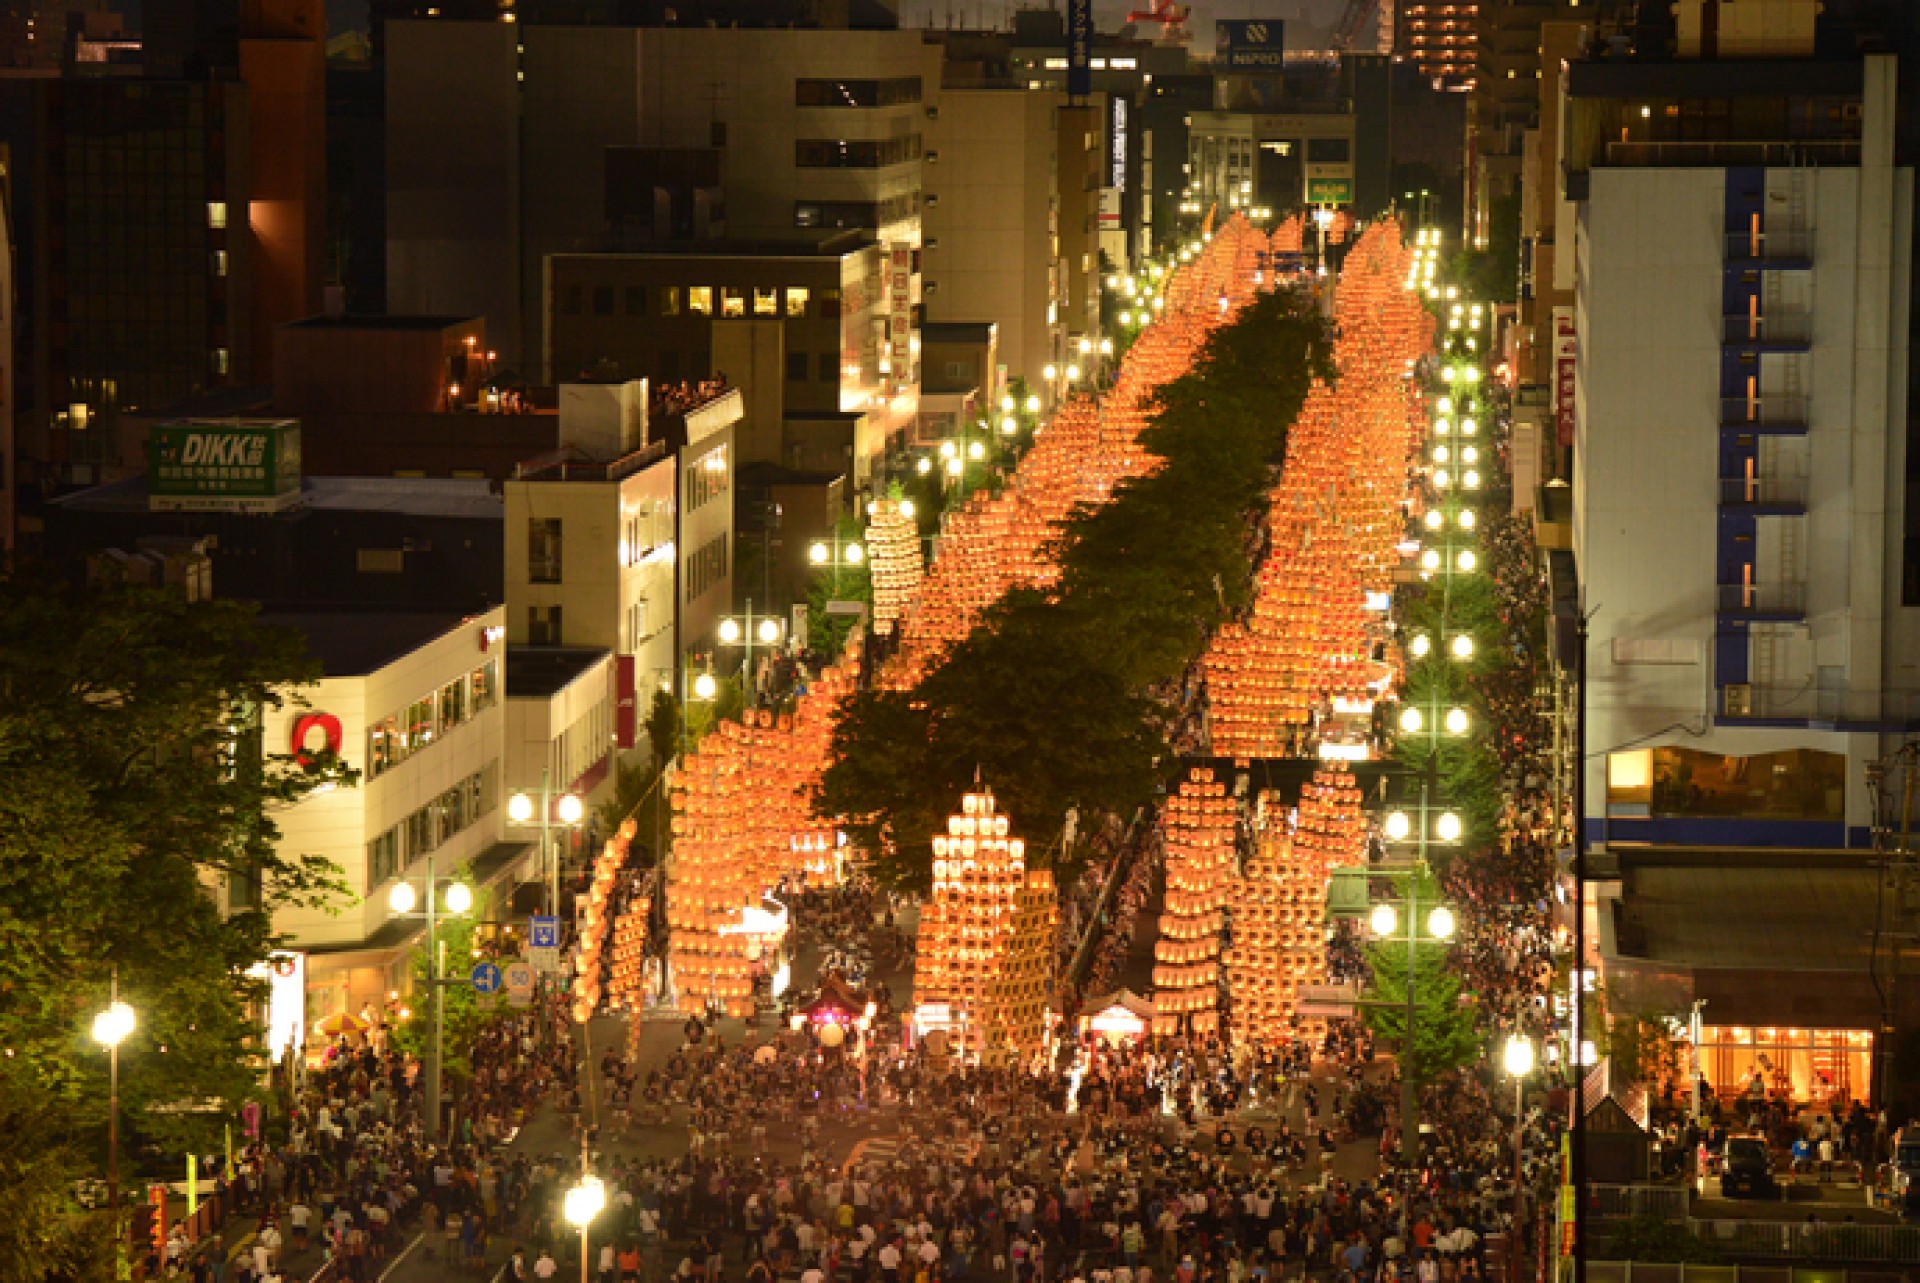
<box><xmin>1723</xmin><ymin>313</ymin><xmax>1811</xmax><ymax>350</ymax></box>
<box><xmin>1723</xmin><ymin>229</ymin><xmax>1813</xmax><ymax>269</ymax></box>
<box><xmin>1719</xmin><ymin>396</ymin><xmax>1807</xmax><ymax>434</ymax></box>
<box><xmin>1718</xmin><ymin>683</ymin><xmax>1920</xmax><ymax>730</ymax></box>
<box><xmin>1716</xmin><ymin>582</ymin><xmax>1805</xmax><ymax>619</ymax></box>
<box><xmin>1718</xmin><ymin>474</ymin><xmax>1807</xmax><ymax>513</ymax></box>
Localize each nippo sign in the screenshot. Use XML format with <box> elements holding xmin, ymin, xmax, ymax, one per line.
<box><xmin>148</xmin><ymin>418</ymin><xmax>302</xmax><ymax>513</ymax></box>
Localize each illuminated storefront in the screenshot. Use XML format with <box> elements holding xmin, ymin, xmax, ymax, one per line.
<box><xmin>1695</xmin><ymin>1025</ymin><xmax>1874</xmax><ymax>1106</ymax></box>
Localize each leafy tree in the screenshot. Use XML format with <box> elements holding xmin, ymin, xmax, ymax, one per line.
<box><xmin>0</xmin><ymin>574</ymin><xmax>352</xmax><ymax>1173</ymax></box>
<box><xmin>1359</xmin><ymin>874</ymin><xmax>1480</xmax><ymax>1088</ymax></box>
<box><xmin>1604</xmin><ymin>1215</ymin><xmax>1721</xmax><ymax>1264</ymax></box>
<box><xmin>388</xmin><ymin>868</ymin><xmax>506</xmax><ymax>1087</ymax></box>
<box><xmin>0</xmin><ymin>1065</ymin><xmax>118</xmax><ymax>1283</ymax></box>
<box><xmin>820</xmin><ymin>287</ymin><xmax>1332</xmax><ymax>890</ymax></box>
<box><xmin>806</xmin><ymin>513</ymin><xmax>874</xmax><ymax>653</ymax></box>
<box><xmin>597</xmin><ymin>690</ymin><xmax>680</xmax><ymax>864</ymax></box>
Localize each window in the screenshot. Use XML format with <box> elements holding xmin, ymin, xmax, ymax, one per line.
<box><xmin>686</xmin><ymin>531</ymin><xmax>730</xmax><ymax>602</ymax></box>
<box><xmin>368</xmin><ymin>716</ymin><xmax>400</xmax><ymax>776</ymax></box>
<box><xmin>819</xmin><ymin>353</ymin><xmax>839</xmax><ymax>382</ymax></box>
<box><xmin>357</xmin><ymin>549</ymin><xmax>405</xmax><ymax>574</ymax></box>
<box><xmin>819</xmin><ymin>287</ymin><xmax>840</xmax><ymax>316</ymax></box>
<box><xmin>625</xmin><ymin>285</ymin><xmax>647</xmax><ymax>315</ymax></box>
<box><xmin>793</xmin><ymin>76</ymin><xmax>922</xmax><ymax>108</ymax></box>
<box><xmin>213</xmin><ymin>348</ymin><xmax>231</xmax><ymax>376</ymax></box>
<box><xmin>403</xmin><ymin>695</ymin><xmax>436</xmax><ymax>755</ymax></box>
<box><xmin>661</xmin><ymin>287</ymin><xmax>682</xmax><ymax>317</ymax></box>
<box><xmin>368</xmin><ymin>828</ymin><xmax>402</xmax><ymax>891</ymax></box>
<box><xmin>688</xmin><ymin>286</ymin><xmax>714</xmax><ymax>315</ymax></box>
<box><xmin>529</xmin><ymin>604</ymin><xmax>564</xmax><ymax>645</ymax></box>
<box><xmin>787</xmin><ymin>352</ymin><xmax>810</xmax><ymax>382</ymax></box>
<box><xmin>722</xmin><ymin>288</ymin><xmax>747</xmax><ymax>318</ymax></box>
<box><xmin>207</xmin><ymin>200</ymin><xmax>227</xmax><ymax>228</ymax></box>
<box><xmin>684</xmin><ymin>443</ymin><xmax>730</xmax><ymax>511</ymax></box>
<box><xmin>564</xmin><ymin>285</ymin><xmax>583</xmax><ymax>315</ymax></box>
<box><xmin>1606</xmin><ymin>746</ymin><xmax>1844</xmax><ymax>822</ymax></box>
<box><xmin>438</xmin><ymin>677</ymin><xmax>468</xmax><ymax>735</ymax></box>
<box><xmin>795</xmin><ymin>135</ymin><xmax>923</xmax><ymax>168</ymax></box>
<box><xmin>471</xmin><ymin>659</ymin><xmax>498</xmax><ymax>712</ymax></box>
<box><xmin>212</xmin><ymin>249</ymin><xmax>228</xmax><ymax>277</ymax></box>
<box><xmin>593</xmin><ymin>285</ymin><xmax>615</xmax><ymax>316</ymax></box>
<box><xmin>785</xmin><ymin>287</ymin><xmax>810</xmax><ymax>317</ymax></box>
<box><xmin>753</xmin><ymin>287</ymin><xmax>779</xmax><ymax>317</ymax></box>
<box><xmin>529</xmin><ymin>518</ymin><xmax>562</xmax><ymax>583</ymax></box>
<box><xmin>1305</xmin><ymin>137</ymin><xmax>1351</xmax><ymax>163</ymax></box>
<box><xmin>626</xmin><ymin>601</ymin><xmax>647</xmax><ymax>650</ymax></box>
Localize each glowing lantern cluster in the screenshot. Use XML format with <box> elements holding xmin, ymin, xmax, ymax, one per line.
<box><xmin>574</xmin><ymin>817</ymin><xmax>642</xmax><ymax>1025</ymax></box>
<box><xmin>884</xmin><ymin>216</ymin><xmax>1275</xmax><ymax>689</ymax></box>
<box><xmin>1205</xmin><ymin>221</ymin><xmax>1434</xmax><ymax>757</ymax></box>
<box><xmin>1292</xmin><ymin>765</ymin><xmax>1367</xmax><ymax>880</ymax></box>
<box><xmin>981</xmin><ymin>865</ymin><xmax>1058</xmax><ymax>1064</ymax></box>
<box><xmin>1226</xmin><ymin>795</ymin><xmax>1330</xmax><ymax>1043</ymax></box>
<box><xmin>865</xmin><ymin>497</ymin><xmax>923</xmax><ymax>637</ymax></box>
<box><xmin>912</xmin><ymin>789</ymin><xmax>1049</xmax><ymax>1056</ymax></box>
<box><xmin>1149</xmin><ymin>768</ymin><xmax>1236</xmax><ymax>1035</ymax></box>
<box><xmin>664</xmin><ymin>633</ymin><xmax>865</xmax><ymax>1015</ymax></box>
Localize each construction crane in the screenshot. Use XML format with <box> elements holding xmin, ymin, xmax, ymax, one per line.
<box><xmin>1125</xmin><ymin>0</ymin><xmax>1191</xmax><ymax>45</ymax></box>
<box><xmin>1329</xmin><ymin>0</ymin><xmax>1381</xmax><ymax>52</ymax></box>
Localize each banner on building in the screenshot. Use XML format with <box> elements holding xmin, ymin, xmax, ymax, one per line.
<box><xmin>1552</xmin><ymin>308</ymin><xmax>1577</xmax><ymax>447</ymax></box>
<box><xmin>148</xmin><ymin>419</ymin><xmax>302</xmax><ymax>513</ymax></box>
<box><xmin>887</xmin><ymin>244</ymin><xmax>913</xmax><ymax>379</ymax></box>
<box><xmin>1216</xmin><ymin>19</ymin><xmax>1286</xmax><ymax>72</ymax></box>
<box><xmin>615</xmin><ymin>655</ymin><xmax>637</xmax><ymax>749</ymax></box>
<box><xmin>1067</xmin><ymin>0</ymin><xmax>1093</xmax><ymax>97</ymax></box>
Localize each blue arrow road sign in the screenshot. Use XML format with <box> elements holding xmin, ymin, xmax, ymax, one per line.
<box><xmin>471</xmin><ymin>962</ymin><xmax>503</xmax><ymax>994</ymax></box>
<box><xmin>529</xmin><ymin>916</ymin><xmax>560</xmax><ymax>949</ymax></box>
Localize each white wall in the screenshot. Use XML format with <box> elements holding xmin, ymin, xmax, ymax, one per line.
<box><xmin>269</xmin><ymin>607</ymin><xmax>508</xmax><ymax>947</ymax></box>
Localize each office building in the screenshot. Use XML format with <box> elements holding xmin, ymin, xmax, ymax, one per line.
<box><xmin>385</xmin><ymin>20</ymin><xmax>942</xmax><ymax>384</ymax></box>
<box><xmin>1396</xmin><ymin>0</ymin><xmax>1479</xmax><ymax>90</ymax></box>
<box><xmin>1569</xmin><ymin>3</ymin><xmax>1918</xmax><ymax>1098</ymax></box>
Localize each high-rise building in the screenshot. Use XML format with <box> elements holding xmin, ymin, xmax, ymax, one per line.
<box><xmin>1571</xmin><ymin>13</ymin><xmax>1914</xmax><ymax>851</ymax></box>
<box><xmin>1396</xmin><ymin>0</ymin><xmax>1479</xmax><ymax>91</ymax></box>
<box><xmin>384</xmin><ymin>19</ymin><xmax>941</xmax><ymax>407</ymax></box>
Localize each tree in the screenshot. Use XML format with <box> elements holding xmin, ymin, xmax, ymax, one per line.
<box><xmin>1359</xmin><ymin>875</ymin><xmax>1481</xmax><ymax>1088</ymax></box>
<box><xmin>596</xmin><ymin>691</ymin><xmax>680</xmax><ymax>865</ymax></box>
<box><xmin>0</xmin><ymin>574</ymin><xmax>353</xmax><ymax>1170</ymax></box>
<box><xmin>806</xmin><ymin>513</ymin><xmax>873</xmax><ymax>653</ymax></box>
<box><xmin>388</xmin><ymin>868</ymin><xmax>506</xmax><ymax>1087</ymax></box>
<box><xmin>819</xmin><ymin>287</ymin><xmax>1332</xmax><ymax>890</ymax></box>
<box><xmin>0</xmin><ymin>1065</ymin><xmax>118</xmax><ymax>1283</ymax></box>
<box><xmin>1604</xmin><ymin>1215</ymin><xmax>1721</xmax><ymax>1264</ymax></box>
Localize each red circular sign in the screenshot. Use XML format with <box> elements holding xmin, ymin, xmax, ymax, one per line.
<box><xmin>290</xmin><ymin>713</ymin><xmax>344</xmax><ymax>766</ymax></box>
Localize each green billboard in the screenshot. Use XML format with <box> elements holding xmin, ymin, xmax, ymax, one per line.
<box><xmin>1306</xmin><ymin>176</ymin><xmax>1353</xmax><ymax>205</ymax></box>
<box><xmin>148</xmin><ymin>419</ymin><xmax>302</xmax><ymax>513</ymax></box>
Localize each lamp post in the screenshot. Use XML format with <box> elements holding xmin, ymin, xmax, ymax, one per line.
<box><xmin>563</xmin><ymin>1161</ymin><xmax>606</xmax><ymax>1283</ymax></box>
<box><xmin>508</xmin><ymin>772</ymin><xmax>585</xmax><ymax>918</ymax></box>
<box><xmin>1368</xmin><ymin>881</ymin><xmax>1457</xmax><ymax>1169</ymax></box>
<box><xmin>1503</xmin><ymin>1034</ymin><xmax>1536</xmax><ymax>1279</ymax></box>
<box><xmin>92</xmin><ymin>980</ymin><xmax>136</xmax><ymax>1278</ymax></box>
<box><xmin>808</xmin><ymin>535</ymin><xmax>865</xmax><ymax>595</ymax></box>
<box><xmin>717</xmin><ymin>601</ymin><xmax>785</xmax><ymax>703</ymax></box>
<box><xmin>387</xmin><ymin>857</ymin><xmax>474</xmax><ymax>1141</ymax></box>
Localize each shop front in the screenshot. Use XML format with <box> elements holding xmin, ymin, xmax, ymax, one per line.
<box><xmin>1694</xmin><ymin>1024</ymin><xmax>1875</xmax><ymax>1107</ymax></box>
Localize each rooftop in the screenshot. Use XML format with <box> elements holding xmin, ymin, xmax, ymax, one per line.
<box><xmin>504</xmin><ymin>645</ymin><xmax>612</xmax><ymax>699</ymax></box>
<box><xmin>54</xmin><ymin>475</ymin><xmax>503</xmax><ymax>520</ymax></box>
<box><xmin>285</xmin><ymin>313</ymin><xmax>480</xmax><ymax>331</ymax></box>
<box><xmin>257</xmin><ymin>609</ymin><xmax>475</xmax><ymax>677</ymax></box>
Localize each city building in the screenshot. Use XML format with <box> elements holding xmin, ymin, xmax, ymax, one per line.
<box><xmin>921</xmin><ymin>88</ymin><xmax>1065</xmax><ymax>392</ymax></box>
<box><xmin>918</xmin><ymin>320</ymin><xmax>996</xmax><ymax>443</ymax></box>
<box><xmin>1567</xmin><ymin>4</ymin><xmax>1918</xmax><ymax>1099</ymax></box>
<box><xmin>543</xmin><ymin>238</ymin><xmax>895</xmax><ymax>478</ymax></box>
<box><xmin>1396</xmin><ymin>0</ymin><xmax>1479</xmax><ymax>91</ymax></box>
<box><xmin>261</xmin><ymin>605</ymin><xmax>528</xmax><ymax>1026</ymax></box>
<box><xmin>1467</xmin><ymin>0</ymin><xmax>1580</xmax><ymax>252</ymax></box>
<box><xmin>1186</xmin><ymin>107</ymin><xmax>1358</xmax><ymax>214</ymax></box>
<box><xmin>384</xmin><ymin>20</ymin><xmax>942</xmax><ymax>386</ymax></box>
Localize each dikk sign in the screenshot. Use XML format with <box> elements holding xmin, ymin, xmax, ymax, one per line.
<box><xmin>149</xmin><ymin>418</ymin><xmax>303</xmax><ymax>513</ymax></box>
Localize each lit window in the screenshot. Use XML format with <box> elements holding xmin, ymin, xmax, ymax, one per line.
<box><xmin>785</xmin><ymin>286</ymin><xmax>811</xmax><ymax>317</ymax></box>
<box><xmin>688</xmin><ymin>286</ymin><xmax>713</xmax><ymax>315</ymax></box>
<box><xmin>207</xmin><ymin>201</ymin><xmax>227</xmax><ymax>229</ymax></box>
<box><xmin>212</xmin><ymin>348</ymin><xmax>231</xmax><ymax>376</ymax></box>
<box><xmin>753</xmin><ymin>287</ymin><xmax>779</xmax><ymax>316</ymax></box>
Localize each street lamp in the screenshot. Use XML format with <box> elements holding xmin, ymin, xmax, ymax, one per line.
<box><xmin>387</xmin><ymin>861</ymin><xmax>474</xmax><ymax>1141</ymax></box>
<box><xmin>1503</xmin><ymin>1035</ymin><xmax>1536</xmax><ymax>1276</ymax></box>
<box><xmin>92</xmin><ymin>983</ymin><xmax>135</xmax><ymax>1269</ymax></box>
<box><xmin>1367</xmin><ymin>877</ymin><xmax>1457</xmax><ymax>1168</ymax></box>
<box><xmin>717</xmin><ymin>602</ymin><xmax>786</xmax><ymax>702</ymax></box>
<box><xmin>564</xmin><ymin>1172</ymin><xmax>606</xmax><ymax>1283</ymax></box>
<box><xmin>809</xmin><ymin>536</ymin><xmax>865</xmax><ymax>593</ymax></box>
<box><xmin>508</xmin><ymin>775</ymin><xmax>585</xmax><ymax>918</ymax></box>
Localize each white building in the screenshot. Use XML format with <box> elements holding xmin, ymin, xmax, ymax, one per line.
<box><xmin>261</xmin><ymin>604</ymin><xmax>531</xmax><ymax>1025</ymax></box>
<box><xmin>1570</xmin><ymin>37</ymin><xmax>1914</xmax><ymax>852</ymax></box>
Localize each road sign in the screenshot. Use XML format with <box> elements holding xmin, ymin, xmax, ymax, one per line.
<box><xmin>470</xmin><ymin>962</ymin><xmax>504</xmax><ymax>995</ymax></box>
<box><xmin>529</xmin><ymin>946</ymin><xmax>562</xmax><ymax>975</ymax></box>
<box><xmin>504</xmin><ymin>962</ymin><xmax>535</xmax><ymax>1007</ymax></box>
<box><xmin>529</xmin><ymin>915</ymin><xmax>560</xmax><ymax>949</ymax></box>
<box><xmin>1295</xmin><ymin>981</ymin><xmax>1359</xmax><ymax>1018</ymax></box>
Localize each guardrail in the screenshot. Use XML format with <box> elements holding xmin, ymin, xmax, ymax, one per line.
<box><xmin>1691</xmin><ymin>1216</ymin><xmax>1920</xmax><ymax>1262</ymax></box>
<box><xmin>1719</xmin><ymin>396</ymin><xmax>1807</xmax><ymax>428</ymax></box>
<box><xmin>1587</xmin><ymin>1183</ymin><xmax>1689</xmax><ymax>1222</ymax></box>
<box><xmin>1723</xmin><ymin>314</ymin><xmax>1812</xmax><ymax>345</ymax></box>
<box><xmin>1719</xmin><ymin>475</ymin><xmax>1807</xmax><ymax>506</ymax></box>
<box><xmin>1724</xmin><ymin>230</ymin><xmax>1813</xmax><ymax>262</ymax></box>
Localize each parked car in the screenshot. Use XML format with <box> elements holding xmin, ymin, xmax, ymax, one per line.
<box><xmin>1721</xmin><ymin>1135</ymin><xmax>1778</xmax><ymax>1198</ymax></box>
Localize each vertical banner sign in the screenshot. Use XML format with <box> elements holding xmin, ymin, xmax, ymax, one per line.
<box><xmin>187</xmin><ymin>1155</ymin><xmax>198</xmax><ymax>1221</ymax></box>
<box><xmin>1552</xmin><ymin>308</ymin><xmax>1577</xmax><ymax>447</ymax></box>
<box><xmin>1067</xmin><ymin>0</ymin><xmax>1093</xmax><ymax>98</ymax></box>
<box><xmin>888</xmin><ymin>244</ymin><xmax>913</xmax><ymax>380</ymax></box>
<box><xmin>614</xmin><ymin>655</ymin><xmax>637</xmax><ymax>749</ymax></box>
